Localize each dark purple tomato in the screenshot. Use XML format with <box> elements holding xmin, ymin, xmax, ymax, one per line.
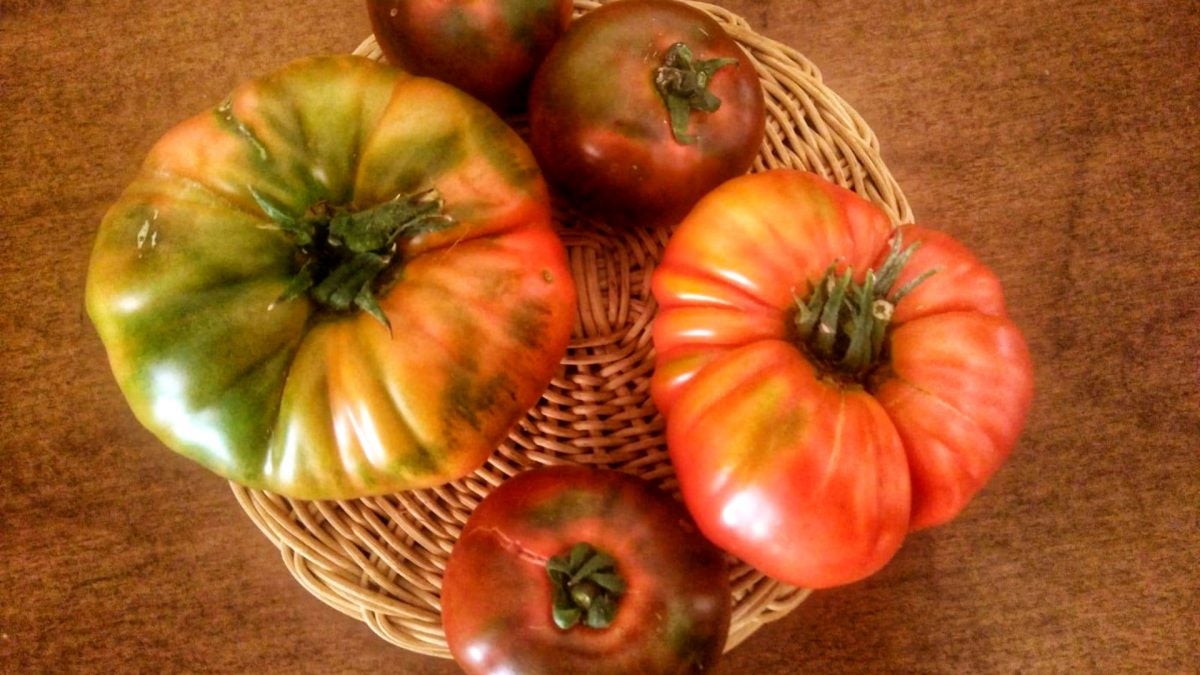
<box><xmin>367</xmin><ymin>0</ymin><xmax>573</xmax><ymax>111</ymax></box>
<box><xmin>528</xmin><ymin>0</ymin><xmax>765</xmax><ymax>225</ymax></box>
<box><xmin>441</xmin><ymin>465</ymin><xmax>732</xmax><ymax>674</ymax></box>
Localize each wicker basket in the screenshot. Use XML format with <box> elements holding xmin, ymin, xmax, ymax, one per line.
<box><xmin>231</xmin><ymin>0</ymin><xmax>913</xmax><ymax>659</ymax></box>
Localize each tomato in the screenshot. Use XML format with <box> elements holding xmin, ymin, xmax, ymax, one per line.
<box><xmin>441</xmin><ymin>466</ymin><xmax>731</xmax><ymax>674</ymax></box>
<box><xmin>527</xmin><ymin>0</ymin><xmax>765</xmax><ymax>225</ymax></box>
<box><xmin>651</xmin><ymin>170</ymin><xmax>1034</xmax><ymax>588</ymax></box>
<box><xmin>366</xmin><ymin>0</ymin><xmax>573</xmax><ymax>112</ymax></box>
<box><xmin>86</xmin><ymin>56</ymin><xmax>576</xmax><ymax>500</ymax></box>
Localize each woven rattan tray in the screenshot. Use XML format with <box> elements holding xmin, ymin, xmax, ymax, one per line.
<box><xmin>231</xmin><ymin>0</ymin><xmax>913</xmax><ymax>659</ymax></box>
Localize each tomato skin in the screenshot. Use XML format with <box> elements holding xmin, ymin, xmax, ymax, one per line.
<box><xmin>527</xmin><ymin>0</ymin><xmax>765</xmax><ymax>225</ymax></box>
<box><xmin>874</xmin><ymin>311</ymin><xmax>1034</xmax><ymax>530</ymax></box>
<box><xmin>441</xmin><ymin>466</ymin><xmax>731</xmax><ymax>674</ymax></box>
<box><xmin>663</xmin><ymin>340</ymin><xmax>912</xmax><ymax>589</ymax></box>
<box><xmin>86</xmin><ymin>56</ymin><xmax>576</xmax><ymax>500</ymax></box>
<box><xmin>366</xmin><ymin>0</ymin><xmax>572</xmax><ymax>111</ymax></box>
<box><xmin>652</xmin><ymin>170</ymin><xmax>1033</xmax><ymax>588</ymax></box>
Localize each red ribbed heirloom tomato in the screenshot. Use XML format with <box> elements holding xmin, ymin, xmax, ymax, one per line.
<box><xmin>651</xmin><ymin>170</ymin><xmax>1034</xmax><ymax>588</ymax></box>
<box><xmin>528</xmin><ymin>0</ymin><xmax>765</xmax><ymax>225</ymax></box>
<box><xmin>366</xmin><ymin>0</ymin><xmax>573</xmax><ymax>112</ymax></box>
<box><xmin>86</xmin><ymin>56</ymin><xmax>576</xmax><ymax>500</ymax></box>
<box><xmin>441</xmin><ymin>466</ymin><xmax>731</xmax><ymax>674</ymax></box>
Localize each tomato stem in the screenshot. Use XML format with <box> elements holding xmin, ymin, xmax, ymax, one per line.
<box><xmin>653</xmin><ymin>42</ymin><xmax>739</xmax><ymax>145</ymax></box>
<box><xmin>546</xmin><ymin>542</ymin><xmax>627</xmax><ymax>630</ymax></box>
<box><xmin>253</xmin><ymin>188</ymin><xmax>454</xmax><ymax>331</ymax></box>
<box><xmin>794</xmin><ymin>231</ymin><xmax>935</xmax><ymax>379</ymax></box>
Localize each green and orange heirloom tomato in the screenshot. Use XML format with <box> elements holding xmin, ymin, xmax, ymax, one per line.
<box><xmin>651</xmin><ymin>170</ymin><xmax>1034</xmax><ymax>589</ymax></box>
<box><xmin>366</xmin><ymin>0</ymin><xmax>573</xmax><ymax>112</ymax></box>
<box><xmin>528</xmin><ymin>0</ymin><xmax>765</xmax><ymax>225</ymax></box>
<box><xmin>442</xmin><ymin>466</ymin><xmax>731</xmax><ymax>675</ymax></box>
<box><xmin>86</xmin><ymin>56</ymin><xmax>576</xmax><ymax>500</ymax></box>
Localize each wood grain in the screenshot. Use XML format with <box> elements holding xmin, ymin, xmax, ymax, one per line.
<box><xmin>1</xmin><ymin>0</ymin><xmax>1197</xmax><ymax>672</ymax></box>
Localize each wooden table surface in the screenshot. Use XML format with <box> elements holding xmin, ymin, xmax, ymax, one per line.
<box><xmin>2</xmin><ymin>0</ymin><xmax>1197</xmax><ymax>672</ymax></box>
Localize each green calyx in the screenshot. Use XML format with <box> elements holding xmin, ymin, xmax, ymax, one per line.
<box><xmin>653</xmin><ymin>42</ymin><xmax>739</xmax><ymax>145</ymax></box>
<box><xmin>253</xmin><ymin>188</ymin><xmax>454</xmax><ymax>331</ymax></box>
<box><xmin>547</xmin><ymin>542</ymin><xmax>627</xmax><ymax>630</ymax></box>
<box><xmin>793</xmin><ymin>231</ymin><xmax>936</xmax><ymax>380</ymax></box>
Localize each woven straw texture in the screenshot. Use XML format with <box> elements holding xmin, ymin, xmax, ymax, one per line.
<box><xmin>232</xmin><ymin>0</ymin><xmax>913</xmax><ymax>659</ymax></box>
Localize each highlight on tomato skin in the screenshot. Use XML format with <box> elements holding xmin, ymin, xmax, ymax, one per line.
<box><xmin>441</xmin><ymin>465</ymin><xmax>732</xmax><ymax>675</ymax></box>
<box><xmin>366</xmin><ymin>0</ymin><xmax>573</xmax><ymax>112</ymax></box>
<box><xmin>650</xmin><ymin>168</ymin><xmax>1035</xmax><ymax>589</ymax></box>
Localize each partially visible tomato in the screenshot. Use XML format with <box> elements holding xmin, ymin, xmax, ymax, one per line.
<box><xmin>442</xmin><ymin>466</ymin><xmax>731</xmax><ymax>674</ymax></box>
<box><xmin>528</xmin><ymin>0</ymin><xmax>764</xmax><ymax>225</ymax></box>
<box><xmin>652</xmin><ymin>170</ymin><xmax>1034</xmax><ymax>589</ymax></box>
<box><xmin>366</xmin><ymin>0</ymin><xmax>572</xmax><ymax>111</ymax></box>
